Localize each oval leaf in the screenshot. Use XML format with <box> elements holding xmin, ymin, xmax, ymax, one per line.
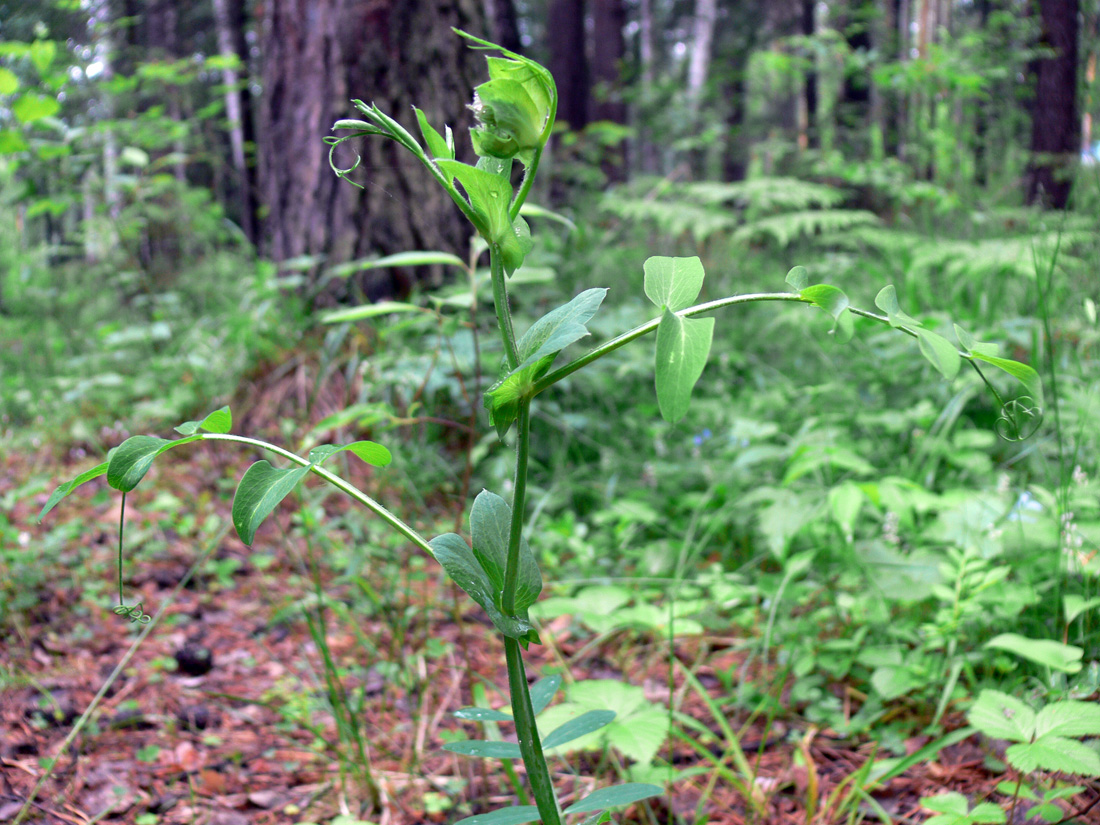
<box><xmin>107</xmin><ymin>435</ymin><xmax>201</xmax><ymax>492</ymax></box>
<box><xmin>563</xmin><ymin>783</ymin><xmax>664</xmax><ymax>814</ymax></box>
<box><xmin>654</xmin><ymin>309</ymin><xmax>714</xmax><ymax>423</ymax></box>
<box><xmin>916</xmin><ymin>329</ymin><xmax>961</xmax><ymax>380</ymax></box>
<box><xmin>644</xmin><ymin>256</ymin><xmax>705</xmax><ymax>311</ymax></box>
<box><xmin>785</xmin><ymin>265</ymin><xmax>808</xmax><ymax>291</ymax></box>
<box><xmin>38</xmin><ymin>461</ymin><xmax>108</xmax><ymax>520</ymax></box>
<box><xmin>514</xmin><ymin>288</ymin><xmax>608</xmax><ymax>375</ymax></box>
<box><xmin>232</xmin><ymin>460</ymin><xmax>311</xmax><ymax>545</ymax></box>
<box><xmin>985</xmin><ymin>633</ymin><xmax>1082</xmax><ymax>674</ymax></box>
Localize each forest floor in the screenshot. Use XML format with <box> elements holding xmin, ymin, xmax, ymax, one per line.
<box><xmin>3</xmin><ymin>432</ymin><xmax>1098</xmax><ymax>825</ymax></box>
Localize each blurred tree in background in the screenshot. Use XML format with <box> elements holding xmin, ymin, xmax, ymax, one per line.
<box><xmin>0</xmin><ymin>0</ymin><xmax>1096</xmax><ymax>300</ymax></box>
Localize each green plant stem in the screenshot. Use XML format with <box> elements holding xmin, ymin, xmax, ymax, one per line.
<box><xmin>490</xmin><ymin>245</ymin><xmax>520</xmax><ymax>369</ymax></box>
<box><xmin>505</xmin><ymin>635</ymin><xmax>562</xmax><ymax>825</ymax></box>
<box><xmin>502</xmin><ymin>399</ymin><xmax>531</xmax><ymax>616</ymax></box>
<box><xmin>199</xmin><ymin>433</ymin><xmax>435</xmax><ymax>558</ymax></box>
<box><xmin>533</xmin><ymin>292</ymin><xmax>808</xmax><ymax>394</ymax></box>
<box><xmin>531</xmin><ymin>293</ymin><xmax>983</xmax><ymax>398</ymax></box>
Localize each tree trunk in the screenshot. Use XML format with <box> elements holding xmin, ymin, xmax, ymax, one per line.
<box><xmin>1026</xmin><ymin>0</ymin><xmax>1079</xmax><ymax>209</ymax></box>
<box><xmin>547</xmin><ymin>0</ymin><xmax>588</xmax><ymax>131</ymax></box>
<box><xmin>256</xmin><ymin>0</ymin><xmax>486</xmax><ymax>300</ymax></box>
<box><xmin>800</xmin><ymin>0</ymin><xmax>817</xmax><ymax>151</ymax></box>
<box><xmin>589</xmin><ymin>0</ymin><xmax>626</xmax><ymax>124</ymax></box>
<box><xmin>687</xmin><ymin>0</ymin><xmax>719</xmax><ymax>113</ymax></box>
<box><xmin>211</xmin><ymin>0</ymin><xmax>258</xmax><ymax>243</ymax></box>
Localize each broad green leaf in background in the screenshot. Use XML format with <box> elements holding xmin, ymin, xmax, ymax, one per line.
<box><xmin>800</xmin><ymin>284</ymin><xmax>854</xmax><ymax>343</ymax></box>
<box><xmin>920</xmin><ymin>792</ymin><xmax>1005</xmax><ymax>825</ymax></box>
<box><xmin>1064</xmin><ymin>595</ymin><xmax>1100</xmax><ymax>625</ymax></box>
<box><xmin>644</xmin><ymin>255</ymin><xmax>705</xmax><ymax>311</ymax></box>
<box><xmin>30</xmin><ymin>39</ymin><xmax>56</xmax><ymax>75</ymax></box>
<box><xmin>1006</xmin><ymin>737</ymin><xmax>1100</xmax><ymax>776</ymax></box>
<box><xmin>985</xmin><ymin>633</ymin><xmax>1083</xmax><ymax>674</ymax></box>
<box><xmin>967</xmin><ymin>689</ymin><xmax>1036</xmax><ymax>742</ymax></box>
<box><xmin>321</xmin><ymin>300</ymin><xmax>431</xmax><ymax>324</ymax></box>
<box><xmin>0</xmin><ymin>67</ymin><xmax>18</xmax><ymax>94</ymax></box>
<box><xmin>1033</xmin><ymin>700</ymin><xmax>1100</xmax><ymax>739</ymax></box>
<box><xmin>0</xmin><ymin>130</ymin><xmax>29</xmax><ymax>153</ymax></box>
<box><xmin>916</xmin><ymin>329</ymin><xmax>961</xmax><ymax>380</ymax></box>
<box><xmin>563</xmin><ymin>783</ymin><xmax>664</xmax><ymax>814</ymax></box>
<box><xmin>654</xmin><ymin>309</ymin><xmax>714</xmax><ymax>423</ymax></box>
<box><xmin>232</xmin><ymin>461</ymin><xmax>311</xmax><ymax>545</ymax></box>
<box><xmin>537</xmin><ymin>680</ymin><xmax>669</xmax><ymax>764</ymax></box>
<box><xmin>454</xmin><ymin>706</ymin><xmax>513</xmax><ymax>722</ymax></box>
<box><xmin>12</xmin><ymin>93</ymin><xmax>60</xmax><ymax>124</ymax></box>
<box><xmin>174</xmin><ymin>406</ymin><xmax>232</xmax><ymax>435</ymax></box>
<box><xmin>874</xmin><ymin>285</ymin><xmax>921</xmax><ymax>328</ymax></box>
<box><xmin>333</xmin><ymin>250</ymin><xmax>466</xmax><ymax>276</ymax></box>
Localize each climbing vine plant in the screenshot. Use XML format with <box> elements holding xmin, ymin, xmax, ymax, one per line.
<box><xmin>39</xmin><ymin>31</ymin><xmax>1042</xmax><ymax>825</ymax></box>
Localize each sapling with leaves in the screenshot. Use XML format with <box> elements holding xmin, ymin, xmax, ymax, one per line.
<box><xmin>39</xmin><ymin>30</ymin><xmax>1044</xmax><ymax>825</ymax></box>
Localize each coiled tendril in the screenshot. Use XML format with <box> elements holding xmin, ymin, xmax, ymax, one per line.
<box><xmin>995</xmin><ymin>396</ymin><xmax>1043</xmax><ymax>442</ymax></box>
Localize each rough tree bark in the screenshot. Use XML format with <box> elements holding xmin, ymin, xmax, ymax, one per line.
<box><xmin>1026</xmin><ymin>0</ymin><xmax>1080</xmax><ymax>209</ymax></box>
<box><xmin>256</xmin><ymin>0</ymin><xmax>486</xmax><ymax>299</ymax></box>
<box><xmin>485</xmin><ymin>0</ymin><xmax>522</xmax><ymax>53</ymax></box>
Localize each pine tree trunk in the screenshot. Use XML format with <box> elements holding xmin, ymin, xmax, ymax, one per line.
<box><xmin>257</xmin><ymin>0</ymin><xmax>486</xmax><ymax>299</ymax></box>
<box><xmin>1026</xmin><ymin>0</ymin><xmax>1080</xmax><ymax>208</ymax></box>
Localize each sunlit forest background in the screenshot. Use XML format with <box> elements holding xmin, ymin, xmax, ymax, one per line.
<box><xmin>2</xmin><ymin>1</ymin><xmax>1100</xmax><ymax>824</ymax></box>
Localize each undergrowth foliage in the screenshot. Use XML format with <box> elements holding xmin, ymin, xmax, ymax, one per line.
<box><xmin>38</xmin><ymin>32</ymin><xmax>1059</xmax><ymax>825</ymax></box>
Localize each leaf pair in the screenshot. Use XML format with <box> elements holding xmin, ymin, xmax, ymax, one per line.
<box><xmin>644</xmin><ymin>256</ymin><xmax>714</xmax><ymax>423</ymax></box>
<box><xmin>430</xmin><ymin>490</ymin><xmax>542</xmax><ymax>644</ymax></box>
<box><xmin>484</xmin><ymin>288</ymin><xmax>607</xmax><ymax>437</ymax></box>
<box><xmin>968</xmin><ymin>689</ymin><xmax>1100</xmax><ymax>777</ymax></box>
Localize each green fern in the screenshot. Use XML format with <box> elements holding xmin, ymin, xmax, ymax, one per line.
<box><xmin>732</xmin><ymin>209</ymin><xmax>879</xmax><ymax>248</ymax></box>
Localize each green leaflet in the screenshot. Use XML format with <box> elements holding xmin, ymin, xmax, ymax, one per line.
<box><xmin>107</xmin><ymin>434</ymin><xmax>200</xmax><ymax>492</ymax></box>
<box><xmin>643</xmin><ymin>256</ymin><xmax>705</xmax><ymax>311</ymax></box>
<box><xmin>874</xmin><ymin>285</ymin><xmax>921</xmax><ymax>329</ymax></box>
<box><xmin>414</xmin><ymin>107</ymin><xmax>454</xmax><ymax>159</ymax></box>
<box><xmin>307</xmin><ymin>441</ymin><xmax>392</xmax><ymax>467</ymax></box>
<box><xmin>800</xmin><ymin>283</ymin><xmax>854</xmax><ymax>343</ymax></box>
<box><xmin>437</xmin><ymin>159</ymin><xmax>532</xmax><ymax>274</ymax></box>
<box><xmin>429</xmin><ymin>491</ymin><xmax>542</xmax><ymax>643</ymax></box>
<box><xmin>984</xmin><ymin>633</ymin><xmax>1083</xmax><ymax>674</ymax></box>
<box><xmin>38</xmin><ymin>461</ymin><xmax>109</xmax><ymax>520</ymax></box>
<box><xmin>174</xmin><ymin>405</ymin><xmax>232</xmax><ymax>435</ymax></box>
<box><xmin>784</xmin><ymin>265</ymin><xmax>809</xmax><ymax>291</ymax></box>
<box><xmin>654</xmin><ymin>309</ymin><xmax>714</xmax><ymax>423</ymax></box>
<box><xmin>484</xmin><ymin>289</ymin><xmax>608</xmax><ymax>437</ymax></box>
<box><xmin>955</xmin><ymin>324</ymin><xmax>1044</xmax><ymax>408</ymax></box>
<box><xmin>915</xmin><ymin>328</ymin><xmax>961</xmax><ymax>380</ymax></box>
<box><xmin>232</xmin><ymin>461</ymin><xmax>311</xmax><ymax>545</ymax></box>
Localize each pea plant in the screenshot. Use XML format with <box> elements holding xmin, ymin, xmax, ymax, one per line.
<box><xmin>39</xmin><ymin>32</ymin><xmax>1043</xmax><ymax>825</ymax></box>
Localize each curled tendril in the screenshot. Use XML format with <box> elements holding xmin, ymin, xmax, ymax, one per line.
<box><xmin>995</xmin><ymin>396</ymin><xmax>1043</xmax><ymax>442</ymax></box>
<box><xmin>113</xmin><ymin>602</ymin><xmax>151</xmax><ymax>624</ymax></box>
